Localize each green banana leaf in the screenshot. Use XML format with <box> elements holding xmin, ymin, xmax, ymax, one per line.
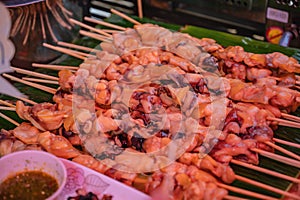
<box><xmin>181</xmin><ymin>25</ymin><xmax>300</xmax><ymax>61</ymax></box>
<box><xmin>0</xmin><ymin>14</ymin><xmax>299</xmax><ymax>199</ymax></box>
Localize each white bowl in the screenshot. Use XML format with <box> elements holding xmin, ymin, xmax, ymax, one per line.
<box><xmin>0</xmin><ymin>150</ymin><xmax>67</xmax><ymax>200</ymax></box>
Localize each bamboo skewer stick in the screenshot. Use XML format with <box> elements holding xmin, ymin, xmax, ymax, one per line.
<box><xmin>43</xmin><ymin>2</ymin><xmax>58</xmax><ymax>42</ymax></box>
<box><xmin>251</xmin><ymin>148</ymin><xmax>300</xmax><ymax>168</ymax></box>
<box><xmin>0</xmin><ymin>106</ymin><xmax>16</xmax><ymax>111</ymax></box>
<box><xmin>110</xmin><ymin>8</ymin><xmax>141</xmax><ymax>25</ymax></box>
<box><xmin>57</xmin><ymin>0</ymin><xmax>73</xmax><ymax>16</ymax></box>
<box><xmin>57</xmin><ymin>41</ymin><xmax>102</xmax><ymax>53</ymax></box>
<box><xmin>20</xmin><ymin>6</ymin><xmax>29</xmax><ymax>34</ymax></box>
<box><xmin>0</xmin><ymin>112</ymin><xmax>20</xmax><ymax>126</ymax></box>
<box><xmin>265</xmin><ymin>141</ymin><xmax>300</xmax><ymax>161</ymax></box>
<box><xmin>2</xmin><ymin>95</ymin><xmax>37</xmax><ymax>106</ymax></box>
<box><xmin>44</xmin><ymin>43</ymin><xmax>89</xmax><ymax>58</ymax></box>
<box><xmin>295</xmin><ymin>85</ymin><xmax>300</xmax><ymax>90</ymax></box>
<box><xmin>23</xmin><ymin>16</ymin><xmax>32</xmax><ymax>45</ymax></box>
<box><xmin>11</xmin><ymin>8</ymin><xmax>23</xmax><ymax>37</ymax></box>
<box><xmin>84</xmin><ymin>16</ymin><xmax>126</xmax><ymax>31</ymax></box>
<box><xmin>273</xmin><ymin>138</ymin><xmax>300</xmax><ymax>149</ymax></box>
<box><xmin>216</xmin><ymin>183</ymin><xmax>278</xmax><ymax>200</ymax></box>
<box><xmin>16</xmin><ymin>97</ymin><xmax>37</xmax><ymax>105</ymax></box>
<box><xmin>0</xmin><ymin>100</ymin><xmax>16</xmax><ymax>108</ymax></box>
<box><xmin>32</xmin><ymin>63</ymin><xmax>79</xmax><ymax>71</ymax></box>
<box><xmin>281</xmin><ymin>113</ymin><xmax>300</xmax><ymax>122</ymax></box>
<box><xmin>51</xmin><ymin>47</ymin><xmax>93</xmax><ymax>58</ymax></box>
<box><xmin>268</xmin><ymin>117</ymin><xmax>300</xmax><ymax>129</ymax></box>
<box><xmin>101</xmin><ymin>29</ymin><xmax>121</xmax><ymax>33</ymax></box>
<box><xmin>30</xmin><ymin>5</ymin><xmax>37</xmax><ymax>30</ymax></box>
<box><xmin>3</xmin><ymin>74</ymin><xmax>56</xmax><ymax>95</ymax></box>
<box><xmin>79</xmin><ymin>30</ymin><xmax>112</xmax><ymax>42</ymax></box>
<box><xmin>11</xmin><ymin>66</ymin><xmax>59</xmax><ymax>81</ymax></box>
<box><xmin>66</xmin><ymin>49</ymin><xmax>94</xmax><ymax>58</ymax></box>
<box><xmin>231</xmin><ymin>159</ymin><xmax>300</xmax><ymax>184</ymax></box>
<box><xmin>235</xmin><ymin>175</ymin><xmax>300</xmax><ymax>200</ymax></box>
<box><xmin>137</xmin><ymin>0</ymin><xmax>143</xmax><ymax>18</ymax></box>
<box><xmin>43</xmin><ymin>43</ymin><xmax>86</xmax><ymax>60</ymax></box>
<box><xmin>69</xmin><ymin>18</ymin><xmax>112</xmax><ymax>38</ymax></box>
<box><xmin>39</xmin><ymin>11</ymin><xmax>46</xmax><ymax>39</ymax></box>
<box><xmin>46</xmin><ymin>2</ymin><xmax>71</xmax><ymax>30</ymax></box>
<box><xmin>22</xmin><ymin>77</ymin><xmax>59</xmax><ymax>85</ymax></box>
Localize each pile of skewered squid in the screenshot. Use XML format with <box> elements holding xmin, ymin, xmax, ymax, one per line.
<box><xmin>1</xmin><ymin>10</ymin><xmax>300</xmax><ymax>200</ymax></box>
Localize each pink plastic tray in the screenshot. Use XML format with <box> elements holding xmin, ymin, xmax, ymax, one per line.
<box><xmin>58</xmin><ymin>159</ymin><xmax>151</xmax><ymax>200</ymax></box>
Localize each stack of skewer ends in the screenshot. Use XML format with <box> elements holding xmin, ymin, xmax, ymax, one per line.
<box><xmin>5</xmin><ymin>0</ymin><xmax>82</xmax><ymax>64</ymax></box>
<box><xmin>1</xmin><ymin>8</ymin><xmax>300</xmax><ymax>200</ymax></box>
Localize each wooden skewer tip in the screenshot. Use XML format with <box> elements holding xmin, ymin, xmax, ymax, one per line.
<box><xmin>0</xmin><ymin>112</ymin><xmax>20</xmax><ymax>126</ymax></box>
<box><xmin>110</xmin><ymin>8</ymin><xmax>141</xmax><ymax>25</ymax></box>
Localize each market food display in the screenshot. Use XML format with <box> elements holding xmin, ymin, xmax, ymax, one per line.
<box><xmin>1</xmin><ymin>11</ymin><xmax>300</xmax><ymax>200</ymax></box>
